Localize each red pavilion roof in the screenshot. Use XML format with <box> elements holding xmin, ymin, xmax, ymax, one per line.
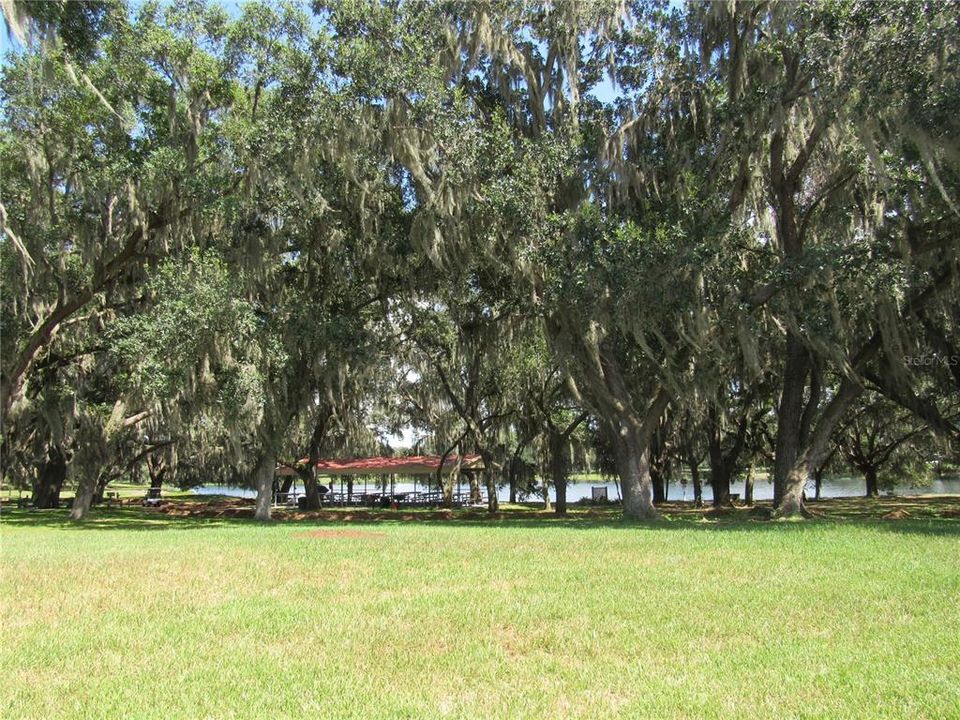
<box><xmin>276</xmin><ymin>454</ymin><xmax>483</xmax><ymax>476</ymax></box>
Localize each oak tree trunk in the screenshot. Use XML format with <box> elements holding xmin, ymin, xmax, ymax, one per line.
<box><xmin>554</xmin><ymin>474</ymin><xmax>567</xmax><ymax>514</ymax></box>
<box><xmin>301</xmin><ymin>415</ymin><xmax>328</xmax><ymax>511</ymax></box>
<box><xmin>303</xmin><ymin>472</ymin><xmax>321</xmax><ymax>510</ymax></box>
<box><xmin>486</xmin><ymin>472</ymin><xmax>499</xmax><ymax>513</ymax></box>
<box><xmin>708</xmin><ymin>417</ymin><xmax>732</xmax><ymax>507</ymax></box>
<box><xmin>864</xmin><ymin>466</ymin><xmax>879</xmax><ymax>498</ymax></box>
<box><xmin>253</xmin><ymin>449</ymin><xmax>277</xmax><ymax>521</ymax></box>
<box><xmin>683</xmin><ymin>444</ymin><xmax>703</xmax><ymax>507</ymax></box>
<box><xmin>478</xmin><ymin>448</ymin><xmax>498</xmax><ymax>513</ymax></box>
<box><xmin>711</xmin><ymin>468</ymin><xmax>732</xmax><ymax>507</ymax></box>
<box><xmin>778</xmin><ymin>377</ymin><xmax>864</xmax><ymax>517</ymax></box>
<box><xmin>773</xmin><ymin>333</ymin><xmax>809</xmax><ymax>507</ymax></box>
<box><xmin>743</xmin><ymin>466</ymin><xmax>754</xmax><ymax>506</ymax></box>
<box><xmin>610</xmin><ymin>424</ymin><xmax>658</xmax><ymax>520</ymax></box>
<box><xmin>778</xmin><ymin>463</ymin><xmax>808</xmax><ymax>517</ymax></box>
<box><xmin>70</xmin><ymin>472</ymin><xmax>98</xmax><ymax>521</ymax></box>
<box><xmin>549</xmin><ymin>430</ymin><xmax>567</xmax><ymax>515</ymax></box>
<box><xmin>507</xmin><ymin>438</ymin><xmax>529</xmax><ymax>504</ymax></box>
<box><xmin>32</xmin><ymin>447</ymin><xmax>66</xmax><ymax>508</ymax></box>
<box><xmin>92</xmin><ymin>473</ymin><xmax>110</xmax><ymax>505</ymax></box>
<box><xmin>435</xmin><ymin>442</ymin><xmax>458</xmax><ymax>508</ymax></box>
<box><xmin>651</xmin><ymin>470</ymin><xmax>666</xmax><ymax>505</ymax></box>
<box><xmin>442</xmin><ymin>473</ymin><xmax>454</xmax><ymax>508</ymax></box>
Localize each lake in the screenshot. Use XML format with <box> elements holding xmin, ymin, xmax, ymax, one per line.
<box><xmin>191</xmin><ymin>473</ymin><xmax>960</xmax><ymax>503</ymax></box>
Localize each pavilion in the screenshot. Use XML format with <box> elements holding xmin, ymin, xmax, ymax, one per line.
<box><xmin>275</xmin><ymin>454</ymin><xmax>485</xmax><ymax>507</ymax></box>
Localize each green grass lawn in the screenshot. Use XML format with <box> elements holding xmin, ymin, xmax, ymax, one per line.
<box><xmin>2</xmin><ymin>503</ymin><xmax>959</xmax><ymax>719</ymax></box>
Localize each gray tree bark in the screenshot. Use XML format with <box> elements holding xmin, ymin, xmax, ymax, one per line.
<box><xmin>253</xmin><ymin>449</ymin><xmax>277</xmax><ymax>521</ymax></box>
<box><xmin>743</xmin><ymin>465</ymin><xmax>754</xmax><ymax>506</ymax></box>
<box><xmin>610</xmin><ymin>422</ymin><xmax>658</xmax><ymax>520</ymax></box>
<box><xmin>480</xmin><ymin>448</ymin><xmax>499</xmax><ymax>513</ymax></box>
<box><xmin>549</xmin><ymin>430</ymin><xmax>567</xmax><ymax>514</ymax></box>
<box><xmin>70</xmin><ymin>471</ymin><xmax>97</xmax><ymax>521</ymax></box>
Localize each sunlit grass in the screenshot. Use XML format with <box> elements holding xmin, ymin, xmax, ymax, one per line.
<box><xmin>2</xmin><ymin>503</ymin><xmax>959</xmax><ymax>719</ymax></box>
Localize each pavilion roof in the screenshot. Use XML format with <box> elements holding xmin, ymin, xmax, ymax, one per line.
<box><xmin>275</xmin><ymin>454</ymin><xmax>483</xmax><ymax>477</ymax></box>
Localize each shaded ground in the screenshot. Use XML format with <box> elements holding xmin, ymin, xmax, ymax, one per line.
<box><xmin>2</xmin><ymin>495</ymin><xmax>958</xmax><ymax>536</ymax></box>
<box><xmin>6</xmin><ymin>492</ymin><xmax>958</xmax><ymax>522</ymax></box>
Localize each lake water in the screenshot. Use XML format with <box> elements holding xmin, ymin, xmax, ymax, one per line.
<box><xmin>191</xmin><ymin>474</ymin><xmax>960</xmax><ymax>503</ymax></box>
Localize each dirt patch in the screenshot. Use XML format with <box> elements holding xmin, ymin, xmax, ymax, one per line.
<box><xmin>203</xmin><ymin>498</ymin><xmax>255</xmax><ymax>508</ymax></box>
<box><xmin>293</xmin><ymin>529</ymin><xmax>386</xmax><ymax>539</ymax></box>
<box><xmin>151</xmin><ymin>498</ymin><xmax>256</xmax><ymax>519</ymax></box>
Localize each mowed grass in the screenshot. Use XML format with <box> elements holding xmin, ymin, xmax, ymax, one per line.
<box><xmin>2</xmin><ymin>505</ymin><xmax>959</xmax><ymax>719</ymax></box>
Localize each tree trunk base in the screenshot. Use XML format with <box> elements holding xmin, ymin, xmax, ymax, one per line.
<box><xmin>487</xmin><ymin>490</ymin><xmax>499</xmax><ymax>514</ymax></box>
<box><xmin>772</xmin><ymin>497</ymin><xmax>817</xmax><ymax>520</ymax></box>
<box><xmin>69</xmin><ymin>473</ymin><xmax>98</xmax><ymax>521</ymax></box>
<box><xmin>623</xmin><ymin>504</ymin><xmax>661</xmax><ymax>521</ymax></box>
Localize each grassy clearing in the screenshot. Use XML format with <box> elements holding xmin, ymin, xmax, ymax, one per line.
<box><xmin>2</xmin><ymin>501</ymin><xmax>959</xmax><ymax>719</ymax></box>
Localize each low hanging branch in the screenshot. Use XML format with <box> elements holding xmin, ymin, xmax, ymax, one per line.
<box><xmin>1</xmin><ymin>209</ymin><xmax>164</xmax><ymax>426</ymax></box>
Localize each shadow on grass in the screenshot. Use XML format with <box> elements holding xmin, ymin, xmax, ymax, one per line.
<box><xmin>2</xmin><ymin>496</ymin><xmax>958</xmax><ymax>536</ymax></box>
<box><xmin>0</xmin><ymin>507</ymin><xmax>242</xmax><ymax>532</ymax></box>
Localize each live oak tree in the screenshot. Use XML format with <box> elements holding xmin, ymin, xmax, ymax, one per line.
<box><xmin>514</xmin><ymin>331</ymin><xmax>589</xmax><ymax>515</ymax></box>
<box><xmin>108</xmin><ymin>250</ymin><xmax>266</xmax><ymax>508</ymax></box>
<box><xmin>689</xmin><ymin>1</ymin><xmax>960</xmax><ymax>516</ymax></box>
<box><xmin>381</xmin><ymin>0</ymin><xmax>708</xmax><ymax>520</ymax></box>
<box><xmin>838</xmin><ymin>393</ymin><xmax>946</xmax><ymax>498</ymax></box>
<box><xmin>1</xmin><ymin>1</ymin><xmax>261</xmax><ymax>516</ymax></box>
<box><xmin>118</xmin><ymin>1</ymin><xmax>411</xmax><ymax>521</ymax></box>
<box><xmin>2</xmin><ymin>0</ymin><xmax>406</xmax><ymax>520</ymax></box>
